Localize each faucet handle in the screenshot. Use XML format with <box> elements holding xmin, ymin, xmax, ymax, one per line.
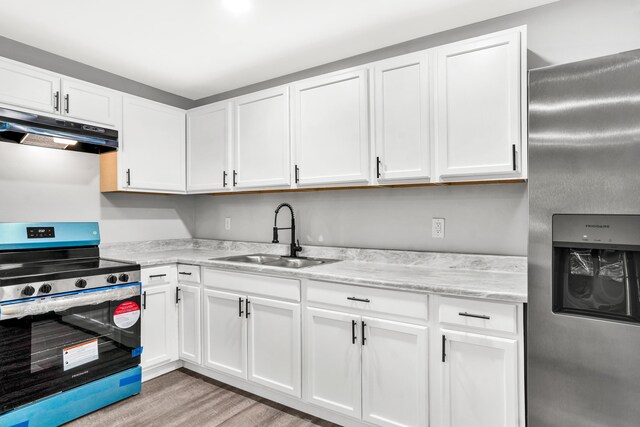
<box><xmin>294</xmin><ymin>240</ymin><xmax>302</xmax><ymax>252</ymax></box>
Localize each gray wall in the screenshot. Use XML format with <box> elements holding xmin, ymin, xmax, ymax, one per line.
<box><xmin>1</xmin><ymin>0</ymin><xmax>638</xmax><ymax>254</ymax></box>
<box><xmin>0</xmin><ymin>143</ymin><xmax>195</xmax><ymax>243</ymax></box>
<box><xmin>0</xmin><ymin>36</ymin><xmax>193</xmax><ymax>109</ymax></box>
<box><xmin>195</xmin><ymin>184</ymin><xmax>528</xmax><ymax>256</ymax></box>
<box><xmin>193</xmin><ymin>0</ymin><xmax>640</xmax><ymax>256</ymax></box>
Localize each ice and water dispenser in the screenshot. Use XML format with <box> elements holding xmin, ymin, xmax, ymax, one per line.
<box><xmin>553</xmin><ymin>214</ymin><xmax>640</xmax><ymax>323</ymax></box>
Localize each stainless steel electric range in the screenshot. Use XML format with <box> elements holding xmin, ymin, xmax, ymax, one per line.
<box><xmin>0</xmin><ymin>222</ymin><xmax>143</xmax><ymax>426</ymax></box>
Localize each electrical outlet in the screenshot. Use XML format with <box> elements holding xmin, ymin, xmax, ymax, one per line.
<box><xmin>432</xmin><ymin>218</ymin><xmax>445</xmax><ymax>239</ymax></box>
<box><xmin>225</xmin><ymin>217</ymin><xmax>231</xmax><ymax>230</ymax></box>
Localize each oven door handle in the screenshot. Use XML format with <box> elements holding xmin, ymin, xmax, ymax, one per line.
<box><xmin>0</xmin><ymin>284</ymin><xmax>141</xmax><ymax>321</ymax></box>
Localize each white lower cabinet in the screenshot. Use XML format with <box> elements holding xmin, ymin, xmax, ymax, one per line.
<box><xmin>141</xmin><ymin>272</ymin><xmax>179</xmax><ymax>372</ymax></box>
<box><xmin>362</xmin><ymin>317</ymin><xmax>428</xmax><ymax>427</ymax></box>
<box><xmin>305</xmin><ymin>307</ymin><xmax>428</xmax><ymax>427</ymax></box>
<box><xmin>177</xmin><ymin>282</ymin><xmax>202</xmax><ymax>365</ymax></box>
<box><xmin>247</xmin><ymin>296</ymin><xmax>301</xmax><ymax>397</ymax></box>
<box><xmin>202</xmin><ymin>270</ymin><xmax>302</xmax><ymax>398</ymax></box>
<box><xmin>203</xmin><ymin>288</ymin><xmax>248</xmax><ymax>378</ymax></box>
<box><xmin>305</xmin><ymin>307</ymin><xmax>362</xmax><ymax>418</ymax></box>
<box><xmin>441</xmin><ymin>330</ymin><xmax>518</xmax><ymax>427</ymax></box>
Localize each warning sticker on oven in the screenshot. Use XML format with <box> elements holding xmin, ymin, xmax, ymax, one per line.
<box><xmin>113</xmin><ymin>301</ymin><xmax>141</xmax><ymax>329</ymax></box>
<box><xmin>64</xmin><ymin>339</ymin><xmax>99</xmax><ymax>371</ymax></box>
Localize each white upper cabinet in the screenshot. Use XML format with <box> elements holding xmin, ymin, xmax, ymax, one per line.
<box><xmin>61</xmin><ymin>78</ymin><xmax>121</xmax><ymax>128</ymax></box>
<box><xmin>121</xmin><ymin>96</ymin><xmax>186</xmax><ymax>193</ymax></box>
<box><xmin>292</xmin><ymin>69</ymin><xmax>370</xmax><ymax>186</ymax></box>
<box><xmin>374</xmin><ymin>53</ymin><xmax>431</xmax><ymax>183</ymax></box>
<box><xmin>0</xmin><ymin>58</ymin><xmax>60</xmax><ymax>114</ymax></box>
<box><xmin>187</xmin><ymin>101</ymin><xmax>232</xmax><ymax>193</ymax></box>
<box><xmin>233</xmin><ymin>86</ymin><xmax>290</xmax><ymax>189</ymax></box>
<box><xmin>435</xmin><ymin>28</ymin><xmax>525</xmax><ymax>181</ymax></box>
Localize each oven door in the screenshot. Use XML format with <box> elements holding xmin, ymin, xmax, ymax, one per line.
<box><xmin>0</xmin><ymin>283</ymin><xmax>142</xmax><ymax>415</ymax></box>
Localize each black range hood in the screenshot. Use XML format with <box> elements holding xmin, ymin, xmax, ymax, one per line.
<box><xmin>0</xmin><ymin>107</ymin><xmax>118</xmax><ymax>154</ymax></box>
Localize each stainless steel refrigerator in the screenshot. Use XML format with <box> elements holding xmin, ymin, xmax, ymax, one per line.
<box><xmin>528</xmin><ymin>50</ymin><xmax>640</xmax><ymax>426</ymax></box>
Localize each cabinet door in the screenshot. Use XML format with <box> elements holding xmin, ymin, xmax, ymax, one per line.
<box><xmin>178</xmin><ymin>283</ymin><xmax>202</xmax><ymax>365</ymax></box>
<box><xmin>61</xmin><ymin>79</ymin><xmax>120</xmax><ymax>127</ymax></box>
<box><xmin>203</xmin><ymin>288</ymin><xmax>247</xmax><ymax>379</ymax></box>
<box><xmin>362</xmin><ymin>317</ymin><xmax>428</xmax><ymax>427</ymax></box>
<box><xmin>441</xmin><ymin>329</ymin><xmax>519</xmax><ymax>427</ymax></box>
<box><xmin>141</xmin><ymin>283</ymin><xmax>179</xmax><ymax>370</ymax></box>
<box><xmin>247</xmin><ymin>296</ymin><xmax>301</xmax><ymax>397</ymax></box>
<box><xmin>304</xmin><ymin>307</ymin><xmax>361</xmax><ymax>418</ymax></box>
<box><xmin>122</xmin><ymin>96</ymin><xmax>186</xmax><ymax>192</ymax></box>
<box><xmin>187</xmin><ymin>102</ymin><xmax>232</xmax><ymax>193</ymax></box>
<box><xmin>234</xmin><ymin>87</ymin><xmax>290</xmax><ymax>189</ymax></box>
<box><xmin>374</xmin><ymin>53</ymin><xmax>431</xmax><ymax>182</ymax></box>
<box><xmin>293</xmin><ymin>69</ymin><xmax>370</xmax><ymax>186</ymax></box>
<box><xmin>435</xmin><ymin>30</ymin><xmax>522</xmax><ymax>180</ymax></box>
<box><xmin>0</xmin><ymin>58</ymin><xmax>60</xmax><ymax>113</ymax></box>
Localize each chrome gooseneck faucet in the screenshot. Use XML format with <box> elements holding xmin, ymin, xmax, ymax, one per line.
<box><xmin>272</xmin><ymin>203</ymin><xmax>302</xmax><ymax>258</ymax></box>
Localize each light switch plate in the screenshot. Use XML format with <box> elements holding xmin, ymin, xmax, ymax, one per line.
<box><xmin>432</xmin><ymin>218</ymin><xmax>445</xmax><ymax>239</ymax></box>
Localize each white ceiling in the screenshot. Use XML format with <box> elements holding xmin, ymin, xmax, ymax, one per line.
<box><xmin>0</xmin><ymin>0</ymin><xmax>556</xmax><ymax>100</ymax></box>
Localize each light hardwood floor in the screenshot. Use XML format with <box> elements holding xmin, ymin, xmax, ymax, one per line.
<box><xmin>65</xmin><ymin>369</ymin><xmax>338</xmax><ymax>427</ymax></box>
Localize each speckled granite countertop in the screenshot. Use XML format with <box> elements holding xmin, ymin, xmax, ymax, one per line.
<box><xmin>101</xmin><ymin>239</ymin><xmax>527</xmax><ymax>303</ymax></box>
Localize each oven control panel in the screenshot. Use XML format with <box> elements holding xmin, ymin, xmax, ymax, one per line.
<box><xmin>26</xmin><ymin>227</ymin><xmax>55</xmax><ymax>239</ymax></box>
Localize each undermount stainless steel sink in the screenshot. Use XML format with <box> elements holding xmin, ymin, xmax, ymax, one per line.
<box><xmin>212</xmin><ymin>253</ymin><xmax>339</xmax><ymax>269</ymax></box>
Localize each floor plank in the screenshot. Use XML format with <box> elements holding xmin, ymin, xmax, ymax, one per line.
<box><xmin>65</xmin><ymin>369</ymin><xmax>338</xmax><ymax>427</ymax></box>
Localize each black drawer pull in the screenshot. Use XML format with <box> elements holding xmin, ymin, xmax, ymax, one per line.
<box><xmin>362</xmin><ymin>321</ymin><xmax>367</xmax><ymax>346</ymax></box>
<box><xmin>239</xmin><ymin>297</ymin><xmax>244</xmax><ymax>317</ymax></box>
<box><xmin>347</xmin><ymin>297</ymin><xmax>370</xmax><ymax>303</ymax></box>
<box><xmin>246</xmin><ymin>299</ymin><xmax>250</xmax><ymax>318</ymax></box>
<box><xmin>458</xmin><ymin>312</ymin><xmax>491</xmax><ymax>320</ymax></box>
<box><xmin>178</xmin><ymin>272</ymin><xmax>192</xmax><ymax>275</ymax></box>
<box><xmin>143</xmin><ymin>291</ymin><xmax>147</xmax><ymax>310</ymax></box>
<box><xmin>149</xmin><ymin>274</ymin><xmax>167</xmax><ymax>279</ymax></box>
<box><xmin>176</xmin><ymin>287</ymin><xmax>181</xmax><ymax>304</ymax></box>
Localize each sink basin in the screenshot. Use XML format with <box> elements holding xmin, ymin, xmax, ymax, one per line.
<box><xmin>212</xmin><ymin>253</ymin><xmax>339</xmax><ymax>269</ymax></box>
<box><xmin>219</xmin><ymin>254</ymin><xmax>283</xmax><ymax>264</ymax></box>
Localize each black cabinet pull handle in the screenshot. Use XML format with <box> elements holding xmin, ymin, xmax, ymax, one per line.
<box><xmin>347</xmin><ymin>297</ymin><xmax>370</xmax><ymax>303</ymax></box>
<box><xmin>512</xmin><ymin>144</ymin><xmax>517</xmax><ymax>171</ymax></box>
<box><xmin>233</xmin><ymin>170</ymin><xmax>237</xmax><ymax>187</ymax></box>
<box><xmin>176</xmin><ymin>287</ymin><xmax>181</xmax><ymax>304</ymax></box>
<box><xmin>245</xmin><ymin>299</ymin><xmax>250</xmax><ymax>318</ymax></box>
<box><xmin>143</xmin><ymin>291</ymin><xmax>147</xmax><ymax>310</ymax></box>
<box><xmin>149</xmin><ymin>274</ymin><xmax>167</xmax><ymax>279</ymax></box>
<box><xmin>351</xmin><ymin>320</ymin><xmax>357</xmax><ymax>344</ymax></box>
<box><xmin>362</xmin><ymin>321</ymin><xmax>367</xmax><ymax>346</ymax></box>
<box><xmin>223</xmin><ymin>171</ymin><xmax>227</xmax><ymax>187</ymax></box>
<box><xmin>295</xmin><ymin>165</ymin><xmax>300</xmax><ymax>184</ymax></box>
<box><xmin>64</xmin><ymin>94</ymin><xmax>70</xmax><ymax>113</ymax></box>
<box><xmin>442</xmin><ymin>335</ymin><xmax>446</xmax><ymax>362</ymax></box>
<box><xmin>238</xmin><ymin>297</ymin><xmax>244</xmax><ymax>317</ymax></box>
<box><xmin>178</xmin><ymin>272</ymin><xmax>192</xmax><ymax>275</ymax></box>
<box><xmin>54</xmin><ymin>91</ymin><xmax>60</xmax><ymax>111</ymax></box>
<box><xmin>126</xmin><ymin>169</ymin><xmax>131</xmax><ymax>186</ymax></box>
<box><xmin>376</xmin><ymin>157</ymin><xmax>381</xmax><ymax>179</ymax></box>
<box><xmin>458</xmin><ymin>312</ymin><xmax>491</xmax><ymax>320</ymax></box>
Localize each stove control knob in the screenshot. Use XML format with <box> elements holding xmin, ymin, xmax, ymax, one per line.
<box><xmin>106</xmin><ymin>275</ymin><xmax>118</xmax><ymax>284</ymax></box>
<box><xmin>119</xmin><ymin>273</ymin><xmax>130</xmax><ymax>283</ymax></box>
<box><xmin>22</xmin><ymin>285</ymin><xmax>35</xmax><ymax>296</ymax></box>
<box><xmin>39</xmin><ymin>283</ymin><xmax>52</xmax><ymax>294</ymax></box>
<box><xmin>75</xmin><ymin>279</ymin><xmax>87</xmax><ymax>289</ymax></box>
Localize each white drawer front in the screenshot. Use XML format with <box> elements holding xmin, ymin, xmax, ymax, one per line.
<box><xmin>306</xmin><ymin>280</ymin><xmax>428</xmax><ymax>321</ymax></box>
<box><xmin>203</xmin><ymin>268</ymin><xmax>300</xmax><ymax>302</ymax></box>
<box><xmin>439</xmin><ymin>296</ymin><xmax>517</xmax><ymax>334</ymax></box>
<box><xmin>142</xmin><ymin>265</ymin><xmax>177</xmax><ymax>287</ymax></box>
<box><xmin>177</xmin><ymin>264</ymin><xmax>201</xmax><ymax>283</ymax></box>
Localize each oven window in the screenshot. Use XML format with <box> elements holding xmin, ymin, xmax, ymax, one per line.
<box><xmin>0</xmin><ymin>292</ymin><xmax>141</xmax><ymax>415</ymax></box>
